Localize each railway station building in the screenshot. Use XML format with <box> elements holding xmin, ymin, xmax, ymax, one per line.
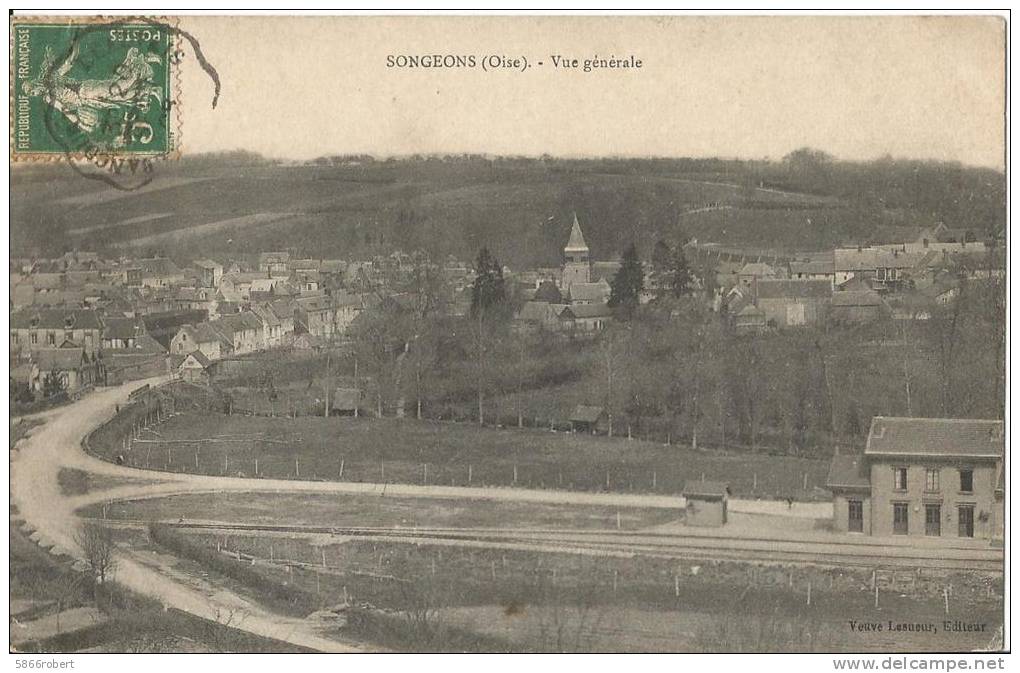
<box><xmin>827</xmin><ymin>417</ymin><xmax>1004</xmax><ymax>541</ymax></box>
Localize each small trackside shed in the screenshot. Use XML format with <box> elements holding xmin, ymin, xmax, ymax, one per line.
<box><xmin>331</xmin><ymin>388</ymin><xmax>362</xmax><ymax>417</ymax></box>
<box><xmin>569</xmin><ymin>405</ymin><xmax>607</xmax><ymax>434</ymax></box>
<box><xmin>682</xmin><ymin>480</ymin><xmax>730</xmax><ymax>527</ymax></box>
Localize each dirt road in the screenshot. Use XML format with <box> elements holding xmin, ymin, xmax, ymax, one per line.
<box><xmin>11</xmin><ymin>379</ymin><xmax>361</xmax><ymax>653</ymax></box>
<box><xmin>14</xmin><ymin>379</ymin><xmax>913</xmax><ymax>652</ymax></box>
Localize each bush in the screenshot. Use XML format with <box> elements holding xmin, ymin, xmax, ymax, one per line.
<box><xmin>147</xmin><ymin>523</ymin><xmax>319</xmax><ymax>617</ymax></box>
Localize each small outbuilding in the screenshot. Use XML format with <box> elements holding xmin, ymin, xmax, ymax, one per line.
<box><xmin>682</xmin><ymin>480</ymin><xmax>730</xmax><ymax>527</ymax></box>
<box><xmin>331</xmin><ymin>388</ymin><xmax>362</xmax><ymax>417</ymax></box>
<box><xmin>177</xmin><ymin>350</ymin><xmax>212</xmax><ymax>383</ymax></box>
<box><xmin>569</xmin><ymin>405</ymin><xmax>607</xmax><ymax>434</ymax></box>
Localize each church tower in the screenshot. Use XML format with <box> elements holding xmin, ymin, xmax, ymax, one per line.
<box><xmin>561</xmin><ymin>212</ymin><xmax>591</xmax><ymax>291</ymax></box>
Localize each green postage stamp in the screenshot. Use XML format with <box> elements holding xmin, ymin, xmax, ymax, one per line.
<box><xmin>11</xmin><ymin>17</ymin><xmax>176</xmax><ymax>159</ymax></box>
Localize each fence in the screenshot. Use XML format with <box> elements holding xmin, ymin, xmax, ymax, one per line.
<box><xmin>86</xmin><ymin>389</ymin><xmax>831</xmax><ymax>500</ymax></box>
<box><xmin>152</xmin><ymin>525</ymin><xmax>1003</xmax><ymax>622</ymax></box>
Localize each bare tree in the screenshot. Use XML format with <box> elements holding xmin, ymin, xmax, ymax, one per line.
<box><xmin>929</xmin><ymin>278</ymin><xmax>967</xmax><ymax>415</ymax></box>
<box><xmin>531</xmin><ymin>562</ymin><xmax>604</xmax><ymax>653</ymax></box>
<box><xmin>394</xmin><ymin>571</ymin><xmax>447</xmax><ymax>650</ymax></box>
<box><xmin>75</xmin><ymin>523</ymin><xmax>118</xmax><ymax>585</ymax></box>
<box><xmin>29</xmin><ymin>568</ymin><xmax>84</xmax><ymax>636</ymax></box>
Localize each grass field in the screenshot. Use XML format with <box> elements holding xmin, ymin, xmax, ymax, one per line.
<box><xmin>137</xmin><ymin>525</ymin><xmax>1002</xmax><ymax>652</ymax></box>
<box><xmin>88</xmin><ymin>411</ymin><xmax>831</xmax><ymax>500</ymax></box>
<box><xmin>18</xmin><ymin>154</ymin><xmax>988</xmax><ymax>264</ymax></box>
<box><xmin>80</xmin><ymin>492</ymin><xmax>680</xmax><ymax>530</ymax></box>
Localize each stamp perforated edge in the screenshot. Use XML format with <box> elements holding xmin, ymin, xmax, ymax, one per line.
<box><xmin>9</xmin><ymin>15</ymin><xmax>183</xmax><ymax>163</ymax></box>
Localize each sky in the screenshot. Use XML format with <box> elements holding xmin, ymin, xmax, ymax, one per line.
<box><xmin>176</xmin><ymin>15</ymin><xmax>1005</xmax><ymax>169</ymax></box>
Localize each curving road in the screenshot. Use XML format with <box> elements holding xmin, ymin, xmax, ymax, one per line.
<box><xmin>16</xmin><ymin>380</ymin><xmax>996</xmax><ymax>651</ymax></box>
<box><xmin>11</xmin><ymin>378</ymin><xmax>364</xmax><ymax>652</ymax></box>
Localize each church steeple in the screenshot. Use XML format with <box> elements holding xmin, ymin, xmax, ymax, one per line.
<box><xmin>564</xmin><ymin>212</ymin><xmax>589</xmax><ymax>254</ymax></box>
<box><xmin>561</xmin><ymin>212</ymin><xmax>591</xmax><ymax>291</ymax></box>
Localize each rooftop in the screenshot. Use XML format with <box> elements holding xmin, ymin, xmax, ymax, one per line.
<box><xmin>569</xmin><ymin>405</ymin><xmax>605</xmax><ymax>423</ymax></box>
<box><xmin>831</xmin><ymin>289</ymin><xmax>884</xmax><ymax>307</ymax></box>
<box><xmin>755</xmin><ymin>279</ymin><xmax>832</xmax><ymax>300</ymax></box>
<box><xmin>865</xmin><ymin>417</ymin><xmax>1004</xmax><ymax>459</ymax></box>
<box><xmin>682</xmin><ymin>480</ymin><xmax>730</xmax><ymax>499</ymax></box>
<box><xmin>738</xmin><ymin>262</ymin><xmax>777</xmax><ymax>277</ymax></box>
<box><xmin>826</xmin><ymin>454</ymin><xmax>871</xmax><ymax>490</ymax></box>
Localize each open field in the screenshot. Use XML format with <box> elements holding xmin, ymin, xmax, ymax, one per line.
<box><xmin>131</xmin><ymin>524</ymin><xmax>1002</xmax><ymax>652</ymax></box>
<box><xmin>111</xmin><ymin>212</ymin><xmax>298</xmax><ymax>249</ymax></box>
<box><xmin>88</xmin><ymin>410</ymin><xmax>831</xmax><ymax>500</ymax></box>
<box><xmin>13</xmin><ymin>154</ymin><xmax>1002</xmax><ymax>262</ymax></box>
<box><xmin>81</xmin><ymin>492</ymin><xmax>680</xmax><ymax>531</ymax></box>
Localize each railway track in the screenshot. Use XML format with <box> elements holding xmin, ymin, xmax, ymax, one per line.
<box><xmin>101</xmin><ymin>519</ymin><xmax>1004</xmax><ymax>573</ymax></box>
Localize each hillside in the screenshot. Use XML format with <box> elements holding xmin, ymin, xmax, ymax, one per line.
<box><xmin>11</xmin><ymin>152</ymin><xmax>1005</xmax><ymax>266</ymax></box>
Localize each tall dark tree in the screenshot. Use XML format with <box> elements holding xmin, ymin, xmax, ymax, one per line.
<box><xmin>469</xmin><ymin>247</ymin><xmax>509</xmax><ymax>425</ymax></box>
<box><xmin>608</xmin><ymin>243</ymin><xmax>644</xmax><ymax>317</ymax></box>
<box><xmin>669</xmin><ymin>244</ymin><xmax>692</xmax><ymax>297</ymax></box>
<box><xmin>42</xmin><ymin>371</ymin><xmax>65</xmax><ymax>398</ymax></box>
<box><xmin>649</xmin><ymin>239</ymin><xmax>673</xmax><ymax>299</ymax></box>
<box><xmin>470</xmin><ymin>247</ymin><xmax>508</xmax><ymax>320</ymax></box>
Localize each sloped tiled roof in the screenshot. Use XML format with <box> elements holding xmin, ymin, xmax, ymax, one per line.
<box><xmin>570</xmin><ymin>405</ymin><xmax>604</xmax><ymax>423</ymax></box>
<box><xmin>738</xmin><ymin>262</ymin><xmax>776</xmax><ymax>277</ymax></box>
<box><xmin>533</xmin><ymin>280</ymin><xmax>563</xmax><ymax>304</ymax></box>
<box><xmin>682</xmin><ymin>480</ymin><xmax>729</xmax><ymax>499</ymax></box>
<box><xmin>826</xmin><ymin>455</ymin><xmax>871</xmax><ymax>490</ymax></box>
<box><xmin>218</xmin><ymin>311</ymin><xmax>263</xmax><ymax>334</ymax></box>
<box><xmin>10</xmin><ymin>308</ymin><xmax>103</xmax><ymax>330</ymax></box>
<box><xmin>735</xmin><ymin>302</ymin><xmax>765</xmax><ymax>317</ymax></box>
<box><xmin>834</xmin><ymin>248</ymin><xmax>924</xmax><ymax>273</ymax></box>
<box><xmin>138</xmin><ymin>258</ymin><xmax>182</xmax><ymax>277</ymax></box>
<box><xmin>297</xmin><ymin>295</ymin><xmax>333</xmax><ymax>312</ymax></box>
<box><xmin>865</xmin><ymin>417</ymin><xmax>1004</xmax><ymax>459</ymax></box>
<box><xmin>755</xmin><ymin>279</ymin><xmax>831</xmax><ymax>300</ymax></box>
<box><xmin>188</xmin><ymin>350</ymin><xmax>212</xmax><ymax>368</ymax></box>
<box><xmin>831</xmin><ymin>290</ymin><xmax>884</xmax><ymax>307</ymax></box>
<box><xmin>102</xmin><ymin>316</ymin><xmax>147</xmax><ymax>340</ymax></box>
<box><xmin>568</xmin><ymin>281</ymin><xmax>611</xmax><ymax>302</ymax></box>
<box><xmin>565</xmin><ymin>302</ymin><xmax>613</xmax><ymax>319</ymax></box>
<box><xmin>32</xmin><ymin>348</ymin><xmax>85</xmax><ymax>371</ymax></box>
<box><xmin>789</xmin><ymin>259</ymin><xmax>834</xmax><ymax>275</ymax></box>
<box><xmin>517</xmin><ymin>301</ymin><xmax>558</xmax><ymax>323</ymax></box>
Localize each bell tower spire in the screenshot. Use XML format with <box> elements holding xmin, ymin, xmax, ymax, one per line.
<box><xmin>562</xmin><ymin>212</ymin><xmax>591</xmax><ymax>291</ymax></box>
